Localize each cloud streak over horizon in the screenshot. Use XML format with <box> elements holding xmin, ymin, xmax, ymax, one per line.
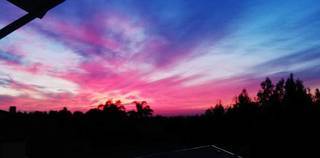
<box><xmin>1</xmin><ymin>0</ymin><xmax>320</xmax><ymax>115</ymax></box>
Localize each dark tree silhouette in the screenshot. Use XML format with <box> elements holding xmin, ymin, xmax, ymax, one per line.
<box><xmin>315</xmin><ymin>88</ymin><xmax>320</xmax><ymax>105</ymax></box>
<box><xmin>257</xmin><ymin>77</ymin><xmax>274</xmax><ymax>107</ymax></box>
<box><xmin>282</xmin><ymin>74</ymin><xmax>313</xmax><ymax>113</ymax></box>
<box><xmin>233</xmin><ymin>89</ymin><xmax>258</xmax><ymax>115</ymax></box>
<box><xmin>102</xmin><ymin>100</ymin><xmax>126</xmax><ymax>117</ymax></box>
<box><xmin>205</xmin><ymin>101</ymin><xmax>225</xmax><ymax>118</ymax></box>
<box><xmin>129</xmin><ymin>101</ymin><xmax>153</xmax><ymax>118</ymax></box>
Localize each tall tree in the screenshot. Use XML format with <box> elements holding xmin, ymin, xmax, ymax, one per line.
<box><xmin>315</xmin><ymin>88</ymin><xmax>320</xmax><ymax>105</ymax></box>
<box><xmin>283</xmin><ymin>74</ymin><xmax>312</xmax><ymax>112</ymax></box>
<box><xmin>257</xmin><ymin>77</ymin><xmax>274</xmax><ymax>106</ymax></box>
<box><xmin>271</xmin><ymin>78</ymin><xmax>285</xmax><ymax>106</ymax></box>
<box><xmin>234</xmin><ymin>89</ymin><xmax>258</xmax><ymax>115</ymax></box>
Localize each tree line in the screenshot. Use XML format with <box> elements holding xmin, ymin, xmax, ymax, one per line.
<box><xmin>1</xmin><ymin>74</ymin><xmax>320</xmax><ymax>158</ymax></box>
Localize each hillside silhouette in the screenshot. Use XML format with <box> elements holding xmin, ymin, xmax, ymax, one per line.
<box><xmin>1</xmin><ymin>74</ymin><xmax>320</xmax><ymax>158</ymax></box>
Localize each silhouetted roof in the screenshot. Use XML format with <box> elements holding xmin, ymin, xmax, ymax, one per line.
<box><xmin>8</xmin><ymin>0</ymin><xmax>65</xmax><ymax>18</ymax></box>
<box><xmin>1</xmin><ymin>0</ymin><xmax>65</xmax><ymax>40</ymax></box>
<box><xmin>136</xmin><ymin>145</ymin><xmax>242</xmax><ymax>158</ymax></box>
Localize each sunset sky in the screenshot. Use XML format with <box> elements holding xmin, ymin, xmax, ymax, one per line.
<box><xmin>0</xmin><ymin>0</ymin><xmax>320</xmax><ymax>115</ymax></box>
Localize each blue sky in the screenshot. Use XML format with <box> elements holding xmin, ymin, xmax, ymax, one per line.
<box><xmin>0</xmin><ymin>0</ymin><xmax>320</xmax><ymax>114</ymax></box>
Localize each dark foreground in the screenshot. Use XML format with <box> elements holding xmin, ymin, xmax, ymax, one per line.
<box><xmin>1</xmin><ymin>74</ymin><xmax>320</xmax><ymax>158</ymax></box>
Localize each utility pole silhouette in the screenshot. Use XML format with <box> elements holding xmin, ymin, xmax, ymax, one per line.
<box><xmin>0</xmin><ymin>0</ymin><xmax>65</xmax><ymax>40</ymax></box>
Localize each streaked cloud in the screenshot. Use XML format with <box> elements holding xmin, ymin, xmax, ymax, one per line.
<box><xmin>0</xmin><ymin>0</ymin><xmax>320</xmax><ymax>114</ymax></box>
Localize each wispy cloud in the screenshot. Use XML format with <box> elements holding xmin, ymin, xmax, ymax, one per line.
<box><xmin>0</xmin><ymin>0</ymin><xmax>320</xmax><ymax>114</ymax></box>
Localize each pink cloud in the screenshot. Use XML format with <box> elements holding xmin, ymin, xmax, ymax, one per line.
<box><xmin>3</xmin><ymin>8</ymin><xmax>320</xmax><ymax>116</ymax></box>
<box><xmin>43</xmin><ymin>17</ymin><xmax>120</xmax><ymax>51</ymax></box>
